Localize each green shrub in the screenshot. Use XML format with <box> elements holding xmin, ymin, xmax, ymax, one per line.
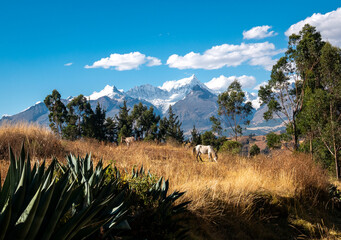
<box><xmin>220</xmin><ymin>140</ymin><xmax>242</xmax><ymax>154</ymax></box>
<box><xmin>266</xmin><ymin>132</ymin><xmax>281</xmax><ymax>149</ymax></box>
<box><xmin>249</xmin><ymin>144</ymin><xmax>260</xmax><ymax>157</ymax></box>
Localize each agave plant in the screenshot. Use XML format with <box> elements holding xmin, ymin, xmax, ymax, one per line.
<box><xmin>0</xmin><ymin>144</ymin><xmax>128</xmax><ymax>240</ymax></box>
<box><xmin>125</xmin><ymin>166</ymin><xmax>191</xmax><ymax>240</ymax></box>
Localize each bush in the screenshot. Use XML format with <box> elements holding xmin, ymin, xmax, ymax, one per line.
<box><xmin>249</xmin><ymin>144</ymin><xmax>260</xmax><ymax>157</ymax></box>
<box><xmin>220</xmin><ymin>140</ymin><xmax>242</xmax><ymax>154</ymax></box>
<box><xmin>266</xmin><ymin>132</ymin><xmax>281</xmax><ymax>149</ymax></box>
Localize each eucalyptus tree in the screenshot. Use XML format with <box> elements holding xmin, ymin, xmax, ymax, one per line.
<box><xmin>44</xmin><ymin>89</ymin><xmax>67</xmax><ymax>136</ymax></box>
<box><xmin>215</xmin><ymin>80</ymin><xmax>253</xmax><ymax>141</ymax></box>
<box><xmin>65</xmin><ymin>94</ymin><xmax>93</xmax><ymax>139</ymax></box>
<box><xmin>259</xmin><ymin>24</ymin><xmax>325</xmax><ymax>150</ymax></box>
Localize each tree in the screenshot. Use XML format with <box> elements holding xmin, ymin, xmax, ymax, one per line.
<box><xmin>249</xmin><ymin>144</ymin><xmax>260</xmax><ymax>157</ymax></box>
<box><xmin>83</xmin><ymin>102</ymin><xmax>107</xmax><ymax>141</ymax></box>
<box><xmin>165</xmin><ymin>106</ymin><xmax>184</xmax><ymax>143</ymax></box>
<box><xmin>216</xmin><ymin>80</ymin><xmax>253</xmax><ymax>141</ymax></box>
<box><xmin>299</xmin><ymin>42</ymin><xmax>341</xmax><ymax>178</ymax></box>
<box><xmin>104</xmin><ymin>117</ymin><xmax>118</xmax><ymax>142</ymax></box>
<box><xmin>64</xmin><ymin>94</ymin><xmax>93</xmax><ymax>140</ymax></box>
<box><xmin>266</xmin><ymin>132</ymin><xmax>281</xmax><ymax>149</ymax></box>
<box><xmin>210</xmin><ymin>116</ymin><xmax>222</xmax><ymax>136</ymax></box>
<box><xmin>259</xmin><ymin>24</ymin><xmax>325</xmax><ymax>150</ymax></box>
<box><xmin>44</xmin><ymin>89</ymin><xmax>67</xmax><ymax>136</ymax></box>
<box><xmin>190</xmin><ymin>125</ymin><xmax>201</xmax><ymax>146</ymax></box>
<box><xmin>116</xmin><ymin>100</ymin><xmax>133</xmax><ymax>141</ymax></box>
<box><xmin>158</xmin><ymin>106</ymin><xmax>183</xmax><ymax>143</ymax></box>
<box><xmin>130</xmin><ymin>103</ymin><xmax>160</xmax><ymax>140</ymax></box>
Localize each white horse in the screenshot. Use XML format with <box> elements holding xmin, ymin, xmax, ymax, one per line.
<box><xmin>193</xmin><ymin>145</ymin><xmax>218</xmax><ymax>162</ymax></box>
<box><xmin>121</xmin><ymin>136</ymin><xmax>135</xmax><ymax>146</ymax></box>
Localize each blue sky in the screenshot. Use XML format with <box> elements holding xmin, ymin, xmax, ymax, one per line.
<box><xmin>1</xmin><ymin>0</ymin><xmax>340</xmax><ymax>117</ymax></box>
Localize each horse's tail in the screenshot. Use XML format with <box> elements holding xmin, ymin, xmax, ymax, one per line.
<box><xmin>192</xmin><ymin>147</ymin><xmax>196</xmax><ymax>156</ymax></box>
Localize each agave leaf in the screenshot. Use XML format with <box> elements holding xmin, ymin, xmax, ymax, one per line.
<box><xmin>19</xmin><ymin>142</ymin><xmax>26</xmax><ymax>174</ymax></box>
<box><xmin>70</xmin><ymin>219</ymin><xmax>107</xmax><ymax>240</ymax></box>
<box><xmin>0</xmin><ymin>171</ymin><xmax>11</xmax><ymax>210</ymax></box>
<box><xmin>0</xmin><ymin>199</ymin><xmax>12</xmax><ymax>240</ymax></box>
<box><xmin>40</xmin><ymin>181</ymin><xmax>76</xmax><ymax>240</ymax></box>
<box><xmin>11</xmin><ymin>162</ymin><xmax>27</xmax><ymax>225</ymax></box>
<box><xmin>25</xmin><ymin>181</ymin><xmax>56</xmax><ymax>240</ymax></box>
<box><xmin>25</xmin><ymin>153</ymin><xmax>31</xmax><ymax>184</ymax></box>
<box><xmin>12</xmin><ymin>185</ymin><xmax>42</xmax><ymax>240</ymax></box>
<box><xmin>53</xmin><ymin>199</ymin><xmax>106</xmax><ymax>240</ymax></box>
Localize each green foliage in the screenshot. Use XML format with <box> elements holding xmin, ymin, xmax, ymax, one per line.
<box><xmin>126</xmin><ymin>166</ymin><xmax>190</xmax><ymax>240</ymax></box>
<box><xmin>210</xmin><ymin>115</ymin><xmax>222</xmax><ymax>136</ymax></box>
<box><xmin>201</xmin><ymin>131</ymin><xmax>217</xmax><ymax>146</ymax></box>
<box><xmin>220</xmin><ymin>140</ymin><xmax>242</xmax><ymax>155</ymax></box>
<box><xmin>216</xmin><ymin>80</ymin><xmax>253</xmax><ymax>141</ymax></box>
<box><xmin>158</xmin><ymin>106</ymin><xmax>184</xmax><ymax>143</ymax></box>
<box><xmin>249</xmin><ymin>144</ymin><xmax>260</xmax><ymax>157</ymax></box>
<box><xmin>266</xmin><ymin>132</ymin><xmax>281</xmax><ymax>149</ymax></box>
<box><xmin>44</xmin><ymin>89</ymin><xmax>67</xmax><ymax>136</ymax></box>
<box><xmin>190</xmin><ymin>125</ymin><xmax>201</xmax><ymax>146</ymax></box>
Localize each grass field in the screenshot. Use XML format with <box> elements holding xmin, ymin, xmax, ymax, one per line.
<box><xmin>1</xmin><ymin>123</ymin><xmax>341</xmax><ymax>239</ymax></box>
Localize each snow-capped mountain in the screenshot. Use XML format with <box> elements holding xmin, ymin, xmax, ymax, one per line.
<box><xmin>0</xmin><ymin>75</ymin><xmax>285</xmax><ymax>136</ymax></box>
<box><xmin>127</xmin><ymin>74</ymin><xmax>213</xmax><ymax>113</ymax></box>
<box><xmin>87</xmin><ymin>85</ymin><xmax>125</xmax><ymax>101</ymax></box>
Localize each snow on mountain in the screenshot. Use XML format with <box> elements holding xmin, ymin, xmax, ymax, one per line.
<box><xmin>126</xmin><ymin>75</ymin><xmax>211</xmax><ymax>113</ymax></box>
<box><xmin>160</xmin><ymin>74</ymin><xmax>203</xmax><ymax>91</ymax></box>
<box><xmin>87</xmin><ymin>85</ymin><xmax>124</xmax><ymax>101</ymax></box>
<box><xmin>245</xmin><ymin>92</ymin><xmax>261</xmax><ymax>110</ymax></box>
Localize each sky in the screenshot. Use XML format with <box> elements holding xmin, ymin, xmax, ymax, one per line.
<box><xmin>1</xmin><ymin>0</ymin><xmax>340</xmax><ymax>117</ymax></box>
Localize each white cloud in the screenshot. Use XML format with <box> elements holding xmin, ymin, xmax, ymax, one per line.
<box><xmin>285</xmin><ymin>8</ymin><xmax>341</xmax><ymax>47</ymax></box>
<box><xmin>167</xmin><ymin>42</ymin><xmax>284</xmax><ymax>71</ymax></box>
<box><xmin>85</xmin><ymin>52</ymin><xmax>162</xmax><ymax>70</ymax></box>
<box><xmin>64</xmin><ymin>62</ymin><xmax>73</xmax><ymax>66</ymax></box>
<box><xmin>204</xmin><ymin>75</ymin><xmax>257</xmax><ymax>93</ymax></box>
<box><xmin>243</xmin><ymin>25</ymin><xmax>277</xmax><ymax>40</ymax></box>
<box><xmin>146</xmin><ymin>56</ymin><xmax>162</xmax><ymax>66</ymax></box>
<box><xmin>253</xmin><ymin>81</ymin><xmax>267</xmax><ymax>90</ymax></box>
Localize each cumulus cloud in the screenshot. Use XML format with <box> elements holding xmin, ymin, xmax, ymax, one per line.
<box><xmin>253</xmin><ymin>81</ymin><xmax>267</xmax><ymax>90</ymax></box>
<box><xmin>285</xmin><ymin>8</ymin><xmax>341</xmax><ymax>47</ymax></box>
<box><xmin>204</xmin><ymin>75</ymin><xmax>257</xmax><ymax>93</ymax></box>
<box><xmin>243</xmin><ymin>25</ymin><xmax>277</xmax><ymax>40</ymax></box>
<box><xmin>167</xmin><ymin>42</ymin><xmax>283</xmax><ymax>71</ymax></box>
<box><xmin>146</xmin><ymin>56</ymin><xmax>162</xmax><ymax>66</ymax></box>
<box><xmin>64</xmin><ymin>62</ymin><xmax>73</xmax><ymax>66</ymax></box>
<box><xmin>85</xmin><ymin>52</ymin><xmax>162</xmax><ymax>70</ymax></box>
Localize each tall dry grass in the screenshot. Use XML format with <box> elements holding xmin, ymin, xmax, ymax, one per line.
<box><xmin>0</xmin><ymin>123</ymin><xmax>336</xmax><ymax>239</ymax></box>
<box><xmin>0</xmin><ymin>122</ymin><xmax>65</xmax><ymax>160</ymax></box>
<box><xmin>65</xmin><ymin>141</ymin><xmax>329</xmax><ymax>219</ymax></box>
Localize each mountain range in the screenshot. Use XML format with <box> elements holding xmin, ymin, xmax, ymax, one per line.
<box><xmin>0</xmin><ymin>75</ymin><xmax>285</xmax><ymax>136</ymax></box>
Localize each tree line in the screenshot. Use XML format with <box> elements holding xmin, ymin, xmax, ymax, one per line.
<box><xmin>258</xmin><ymin>24</ymin><xmax>341</xmax><ymax>179</ymax></box>
<box><xmin>44</xmin><ymin>90</ymin><xmax>183</xmax><ymax>143</ymax></box>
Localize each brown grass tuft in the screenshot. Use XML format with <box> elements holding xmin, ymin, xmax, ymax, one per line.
<box><xmin>0</xmin><ymin>121</ymin><xmax>65</xmax><ymax>160</ymax></box>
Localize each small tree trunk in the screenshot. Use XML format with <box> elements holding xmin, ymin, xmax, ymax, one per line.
<box><xmin>310</xmin><ymin>134</ymin><xmax>313</xmax><ymax>161</ymax></box>
<box><xmin>335</xmin><ymin>152</ymin><xmax>340</xmax><ymax>180</ymax></box>
<box><xmin>292</xmin><ymin>118</ymin><xmax>299</xmax><ymax>151</ymax></box>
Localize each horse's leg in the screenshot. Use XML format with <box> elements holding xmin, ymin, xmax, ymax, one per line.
<box><xmin>198</xmin><ymin>152</ymin><xmax>203</xmax><ymax>162</ymax></box>
<box><xmin>196</xmin><ymin>152</ymin><xmax>202</xmax><ymax>162</ymax></box>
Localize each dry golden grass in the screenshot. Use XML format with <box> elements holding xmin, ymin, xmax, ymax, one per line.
<box><xmin>1</xmin><ymin>123</ymin><xmax>339</xmax><ymax>239</ymax></box>
<box><xmin>63</xmin><ymin>141</ymin><xmax>329</xmax><ymax>218</ymax></box>
<box><xmin>0</xmin><ymin>121</ymin><xmax>65</xmax><ymax>160</ymax></box>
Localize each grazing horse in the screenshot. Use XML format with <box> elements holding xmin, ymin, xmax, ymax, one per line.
<box><xmin>193</xmin><ymin>145</ymin><xmax>218</xmax><ymax>162</ymax></box>
<box><xmin>121</xmin><ymin>136</ymin><xmax>135</xmax><ymax>146</ymax></box>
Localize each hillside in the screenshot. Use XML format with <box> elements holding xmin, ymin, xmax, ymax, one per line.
<box><xmin>1</xmin><ymin>124</ymin><xmax>340</xmax><ymax>239</ymax></box>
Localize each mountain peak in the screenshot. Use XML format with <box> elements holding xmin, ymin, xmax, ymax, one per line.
<box><xmin>87</xmin><ymin>85</ymin><xmax>123</xmax><ymax>100</ymax></box>
<box><xmin>159</xmin><ymin>74</ymin><xmax>201</xmax><ymax>92</ymax></box>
